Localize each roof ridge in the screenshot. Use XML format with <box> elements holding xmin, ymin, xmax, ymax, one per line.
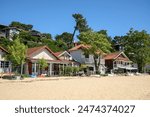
<box><xmin>27</xmin><ymin>46</ymin><xmax>60</xmax><ymax>60</ymax></box>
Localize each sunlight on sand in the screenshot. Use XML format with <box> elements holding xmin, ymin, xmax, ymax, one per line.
<box><xmin>0</xmin><ymin>75</ymin><xmax>150</xmax><ymax>100</ymax></box>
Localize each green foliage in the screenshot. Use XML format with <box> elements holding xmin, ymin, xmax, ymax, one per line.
<box><xmin>97</xmin><ymin>30</ymin><xmax>113</xmax><ymax>51</ymax></box>
<box><xmin>72</xmin><ymin>67</ymin><xmax>80</xmax><ymax>75</ymax></box>
<box><xmin>17</xmin><ymin>25</ymin><xmax>62</xmax><ymax>52</ymax></box>
<box><xmin>60</xmin><ymin>66</ymin><xmax>79</xmax><ymax>76</ymax></box>
<box><xmin>72</xmin><ymin>13</ymin><xmax>91</xmax><ymax>43</ymax></box>
<box><xmin>38</xmin><ymin>58</ymin><xmax>48</xmax><ymax>70</ymax></box>
<box><xmin>72</xmin><ymin>13</ymin><xmax>91</xmax><ymax>33</ymax></box>
<box><xmin>42</xmin><ymin>33</ymin><xmax>52</xmax><ymax>39</ymax></box>
<box><xmin>55</xmin><ymin>32</ymin><xmax>73</xmax><ymax>49</ymax></box>
<box><xmin>7</xmin><ymin>36</ymin><xmax>27</xmax><ymax>65</ymax></box>
<box><xmin>123</xmin><ymin>28</ymin><xmax>150</xmax><ymax>72</ymax></box>
<box><xmin>78</xmin><ymin>31</ymin><xmax>112</xmax><ymax>73</ymax></box>
<box><xmin>55</xmin><ymin>39</ymin><xmax>68</xmax><ymax>50</ymax></box>
<box><xmin>22</xmin><ymin>74</ymin><xmax>30</xmax><ymax>78</ymax></box>
<box><xmin>6</xmin><ymin>36</ymin><xmax>27</xmax><ymax>75</ymax></box>
<box><xmin>64</xmin><ymin>66</ymin><xmax>73</xmax><ymax>76</ymax></box>
<box><xmin>0</xmin><ymin>37</ymin><xmax>13</xmax><ymax>48</ymax></box>
<box><xmin>19</xmin><ymin>31</ymin><xmax>41</xmax><ymax>43</ymax></box>
<box><xmin>9</xmin><ymin>21</ymin><xmax>33</xmax><ymax>31</ymax></box>
<box><xmin>112</xmin><ymin>36</ymin><xmax>125</xmax><ymax>51</ymax></box>
<box><xmin>42</xmin><ymin>39</ymin><xmax>62</xmax><ymax>52</ymax></box>
<box><xmin>78</xmin><ymin>31</ymin><xmax>112</xmax><ymax>54</ymax></box>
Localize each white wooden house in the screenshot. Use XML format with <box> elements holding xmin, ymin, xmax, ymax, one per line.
<box><xmin>0</xmin><ymin>46</ymin><xmax>11</xmax><ymax>74</ymax></box>
<box><xmin>26</xmin><ymin>46</ymin><xmax>79</xmax><ymax>76</ymax></box>
<box><xmin>69</xmin><ymin>44</ymin><xmax>106</xmax><ymax>74</ymax></box>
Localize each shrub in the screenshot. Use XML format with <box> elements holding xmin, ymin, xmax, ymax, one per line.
<box><xmin>64</xmin><ymin>66</ymin><xmax>72</xmax><ymax>76</ymax></box>
<box><xmin>72</xmin><ymin>67</ymin><xmax>80</xmax><ymax>75</ymax></box>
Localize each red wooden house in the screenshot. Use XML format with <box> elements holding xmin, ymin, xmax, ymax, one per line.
<box><xmin>104</xmin><ymin>51</ymin><xmax>137</xmax><ymax>73</ymax></box>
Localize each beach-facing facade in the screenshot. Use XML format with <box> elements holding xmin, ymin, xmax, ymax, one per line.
<box><xmin>26</xmin><ymin>46</ymin><xmax>79</xmax><ymax>76</ymax></box>
<box><xmin>69</xmin><ymin>44</ymin><xmax>106</xmax><ymax>74</ymax></box>
<box><xmin>0</xmin><ymin>46</ymin><xmax>11</xmax><ymax>73</ymax></box>
<box><xmin>0</xmin><ymin>45</ymin><xmax>138</xmax><ymax>76</ymax></box>
<box><xmin>104</xmin><ymin>51</ymin><xmax>137</xmax><ymax>73</ymax></box>
<box><xmin>54</xmin><ymin>50</ymin><xmax>79</xmax><ymax>67</ymax></box>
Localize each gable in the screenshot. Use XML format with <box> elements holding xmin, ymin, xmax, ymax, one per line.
<box><xmin>117</xmin><ymin>54</ymin><xmax>125</xmax><ymax>58</ymax></box>
<box><xmin>59</xmin><ymin>52</ymin><xmax>72</xmax><ymax>60</ymax></box>
<box><xmin>31</xmin><ymin>48</ymin><xmax>57</xmax><ymax>60</ymax></box>
<box><xmin>115</xmin><ymin>52</ymin><xmax>130</xmax><ymax>61</ymax></box>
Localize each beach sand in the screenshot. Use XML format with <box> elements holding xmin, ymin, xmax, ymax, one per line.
<box><xmin>0</xmin><ymin>75</ymin><xmax>150</xmax><ymax>100</ymax></box>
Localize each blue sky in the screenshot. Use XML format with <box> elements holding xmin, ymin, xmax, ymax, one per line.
<box><xmin>0</xmin><ymin>0</ymin><xmax>150</xmax><ymax>40</ymax></box>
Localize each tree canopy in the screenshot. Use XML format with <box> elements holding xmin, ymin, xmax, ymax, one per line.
<box><xmin>1</xmin><ymin>15</ymin><xmax>150</xmax><ymax>74</ymax></box>
<box><xmin>9</xmin><ymin>21</ymin><xmax>33</xmax><ymax>31</ymax></box>
<box><xmin>72</xmin><ymin>13</ymin><xmax>91</xmax><ymax>42</ymax></box>
<box><xmin>38</xmin><ymin>58</ymin><xmax>48</xmax><ymax>74</ymax></box>
<box><xmin>122</xmin><ymin>28</ymin><xmax>150</xmax><ymax>72</ymax></box>
<box><xmin>78</xmin><ymin>31</ymin><xmax>112</xmax><ymax>73</ymax></box>
<box><xmin>78</xmin><ymin>31</ymin><xmax>112</xmax><ymax>54</ymax></box>
<box><xmin>6</xmin><ymin>36</ymin><xmax>27</xmax><ymax>75</ymax></box>
<box><xmin>55</xmin><ymin>32</ymin><xmax>73</xmax><ymax>49</ymax></box>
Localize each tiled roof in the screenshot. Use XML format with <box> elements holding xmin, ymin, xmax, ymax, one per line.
<box><xmin>54</xmin><ymin>51</ymin><xmax>63</xmax><ymax>56</ymax></box>
<box><xmin>27</xmin><ymin>46</ymin><xmax>43</xmax><ymax>56</ymax></box>
<box><xmin>69</xmin><ymin>44</ymin><xmax>104</xmax><ymax>55</ymax></box>
<box><xmin>54</xmin><ymin>51</ymin><xmax>72</xmax><ymax>57</ymax></box>
<box><xmin>69</xmin><ymin>44</ymin><xmax>89</xmax><ymax>52</ymax></box>
<box><xmin>29</xmin><ymin>58</ymin><xmax>62</xmax><ymax>63</ymax></box>
<box><xmin>104</xmin><ymin>51</ymin><xmax>130</xmax><ymax>61</ymax></box>
<box><xmin>117</xmin><ymin>57</ymin><xmax>129</xmax><ymax>61</ymax></box>
<box><xmin>27</xmin><ymin>46</ymin><xmax>59</xmax><ymax>59</ymax></box>
<box><xmin>54</xmin><ymin>51</ymin><xmax>79</xmax><ymax>64</ymax></box>
<box><xmin>104</xmin><ymin>51</ymin><xmax>121</xmax><ymax>60</ymax></box>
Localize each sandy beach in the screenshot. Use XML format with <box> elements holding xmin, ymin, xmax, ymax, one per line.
<box><xmin>0</xmin><ymin>75</ymin><xmax>150</xmax><ymax>100</ymax></box>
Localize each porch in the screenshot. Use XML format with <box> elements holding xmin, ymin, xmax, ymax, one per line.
<box><xmin>113</xmin><ymin>60</ymin><xmax>137</xmax><ymax>73</ymax></box>
<box><xmin>27</xmin><ymin>60</ymin><xmax>77</xmax><ymax>77</ymax></box>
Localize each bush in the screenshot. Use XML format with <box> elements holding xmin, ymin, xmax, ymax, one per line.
<box><xmin>96</xmin><ymin>71</ymin><xmax>101</xmax><ymax>75</ymax></box>
<box><xmin>64</xmin><ymin>66</ymin><xmax>72</xmax><ymax>76</ymax></box>
<box><xmin>2</xmin><ymin>75</ymin><xmax>16</xmax><ymax>80</ymax></box>
<box><xmin>22</xmin><ymin>74</ymin><xmax>30</xmax><ymax>78</ymax></box>
<box><xmin>72</xmin><ymin>67</ymin><xmax>80</xmax><ymax>75</ymax></box>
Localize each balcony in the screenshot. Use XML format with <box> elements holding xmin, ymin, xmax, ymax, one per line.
<box><xmin>113</xmin><ymin>64</ymin><xmax>137</xmax><ymax>70</ymax></box>
<box><xmin>82</xmin><ymin>58</ymin><xmax>105</xmax><ymax>64</ymax></box>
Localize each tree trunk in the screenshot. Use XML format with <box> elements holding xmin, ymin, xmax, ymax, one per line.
<box><xmin>20</xmin><ymin>62</ymin><xmax>24</xmax><ymax>75</ymax></box>
<box><xmin>94</xmin><ymin>56</ymin><xmax>98</xmax><ymax>74</ymax></box>
<box><xmin>24</xmin><ymin>62</ymin><xmax>29</xmax><ymax>75</ymax></box>
<box><xmin>98</xmin><ymin>55</ymin><xmax>101</xmax><ymax>72</ymax></box>
<box><xmin>71</xmin><ymin>27</ymin><xmax>77</xmax><ymax>46</ymax></box>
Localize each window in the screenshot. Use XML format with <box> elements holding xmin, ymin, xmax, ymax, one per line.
<box><xmin>0</xmin><ymin>61</ymin><xmax>4</xmax><ymax>68</ymax></box>
<box><xmin>84</xmin><ymin>53</ymin><xmax>89</xmax><ymax>58</ymax></box>
<box><xmin>0</xmin><ymin>61</ymin><xmax>9</xmax><ymax>68</ymax></box>
<box><xmin>5</xmin><ymin>61</ymin><xmax>9</xmax><ymax>68</ymax></box>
